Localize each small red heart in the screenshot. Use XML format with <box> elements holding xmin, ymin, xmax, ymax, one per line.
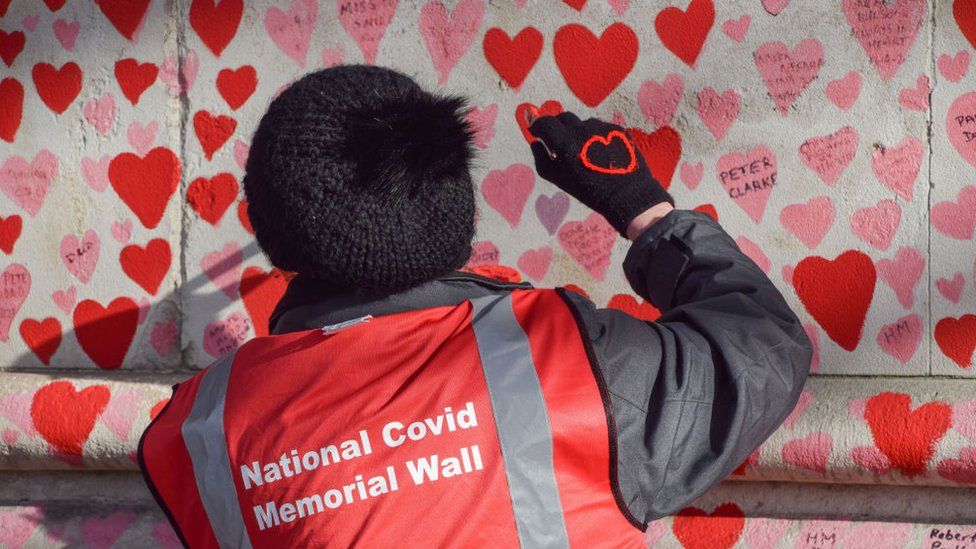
<box><xmin>562</xmin><ymin>0</ymin><xmax>587</xmax><ymax>9</ymax></box>
<box><xmin>193</xmin><ymin>110</ymin><xmax>237</xmax><ymax>161</ymax></box>
<box><xmin>31</xmin><ymin>381</ymin><xmax>110</xmax><ymax>455</ymax></box>
<box><xmin>187</xmin><ymin>173</ymin><xmax>238</xmax><ymax>225</ymax></box>
<box><xmin>240</xmin><ymin>267</ymin><xmax>288</xmax><ymax>337</ymax></box>
<box><xmin>0</xmin><ymin>214</ymin><xmax>22</xmax><ymax>254</ymax></box>
<box><xmin>865</xmin><ymin>392</ymin><xmax>951</xmax><ymax>477</ymax></box>
<box><xmin>672</xmin><ymin>502</ymin><xmax>745</xmax><ymax>549</ymax></box>
<box><xmin>0</xmin><ymin>29</ymin><xmax>25</xmax><ymax>67</ymax></box>
<box><xmin>0</xmin><ymin>0</ymin><xmax>12</xmax><ymax>17</ymax></box>
<box><xmin>515</xmin><ymin>100</ymin><xmax>563</xmax><ymax>143</ymax></box>
<box><xmin>237</xmin><ymin>200</ymin><xmax>254</xmax><ymax>234</ymax></box>
<box><xmin>189</xmin><ymin>0</ymin><xmax>243</xmax><ymax>57</ymax></box>
<box><xmin>216</xmin><ymin>65</ymin><xmax>257</xmax><ymax>111</ymax></box>
<box><xmin>934</xmin><ymin>313</ymin><xmax>976</xmax><ymax>368</ymax></box>
<box><xmin>109</xmin><ymin>147</ymin><xmax>181</xmax><ymax>229</ymax></box>
<box><xmin>120</xmin><ymin>238</ymin><xmax>171</xmax><ymax>296</ymax></box>
<box><xmin>483</xmin><ymin>27</ymin><xmax>543</xmax><ymax>90</ymax></box>
<box><xmin>114</xmin><ymin>58</ymin><xmax>158</xmax><ymax>105</ymax></box>
<box><xmin>32</xmin><ymin>62</ymin><xmax>82</xmax><ymax>114</ymax></box>
<box><xmin>0</xmin><ymin>78</ymin><xmax>23</xmax><ymax>142</ymax></box>
<box><xmin>607</xmin><ymin>294</ymin><xmax>660</xmax><ymax>321</ymax></box>
<box><xmin>654</xmin><ymin>0</ymin><xmax>715</xmax><ymax>67</ymax></box>
<box><xmin>579</xmin><ymin>130</ymin><xmax>638</xmax><ymax>174</ymax></box>
<box><xmin>629</xmin><ymin>125</ymin><xmax>681</xmax><ymax>189</ymax></box>
<box><xmin>73</xmin><ymin>297</ymin><xmax>139</xmax><ymax>369</ymax></box>
<box><xmin>96</xmin><ymin>0</ymin><xmax>151</xmax><ymax>40</ymax></box>
<box><xmin>792</xmin><ymin>249</ymin><xmax>876</xmax><ymax>351</ymax></box>
<box><xmin>553</xmin><ymin>22</ymin><xmax>638</xmax><ymax>107</ymax></box>
<box><xmin>19</xmin><ymin>317</ymin><xmax>61</xmax><ymax>365</ymax></box>
<box><xmin>43</xmin><ymin>0</ymin><xmax>66</xmax><ymax>11</ymax></box>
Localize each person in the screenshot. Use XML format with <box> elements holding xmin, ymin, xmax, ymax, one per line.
<box><xmin>138</xmin><ymin>65</ymin><xmax>812</xmax><ymax>548</ymax></box>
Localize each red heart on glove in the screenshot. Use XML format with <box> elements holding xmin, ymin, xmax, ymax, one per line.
<box><xmin>578</xmin><ymin>130</ymin><xmax>637</xmax><ymax>175</ymax></box>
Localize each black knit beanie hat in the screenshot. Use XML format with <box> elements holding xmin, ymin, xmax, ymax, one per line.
<box><xmin>242</xmin><ymin>65</ymin><xmax>478</xmax><ymax>293</ymax></box>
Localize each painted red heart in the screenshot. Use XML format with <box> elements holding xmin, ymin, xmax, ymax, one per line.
<box><xmin>31</xmin><ymin>381</ymin><xmax>110</xmax><ymax>456</ymax></box>
<box><xmin>0</xmin><ymin>78</ymin><xmax>23</xmax><ymax>142</ymax></box>
<box><xmin>120</xmin><ymin>238</ymin><xmax>171</xmax><ymax>296</ymax></box>
<box><xmin>655</xmin><ymin>0</ymin><xmax>715</xmax><ymax>67</ymax></box>
<box><xmin>216</xmin><ymin>65</ymin><xmax>256</xmax><ymax>111</ymax></box>
<box><xmin>32</xmin><ymin>62</ymin><xmax>82</xmax><ymax>114</ymax></box>
<box><xmin>0</xmin><ymin>214</ymin><xmax>21</xmax><ymax>254</ymax></box>
<box><xmin>792</xmin><ymin>249</ymin><xmax>876</xmax><ymax>352</ymax></box>
<box><xmin>43</xmin><ymin>0</ymin><xmax>66</xmax><ymax>11</ymax></box>
<box><xmin>629</xmin><ymin>125</ymin><xmax>681</xmax><ymax>189</ymax></box>
<box><xmin>934</xmin><ymin>313</ymin><xmax>976</xmax><ymax>368</ymax></box>
<box><xmin>562</xmin><ymin>0</ymin><xmax>587</xmax><ymax>9</ymax></box>
<box><xmin>19</xmin><ymin>317</ymin><xmax>61</xmax><ymax>365</ymax></box>
<box><xmin>579</xmin><ymin>130</ymin><xmax>638</xmax><ymax>174</ymax></box>
<box><xmin>607</xmin><ymin>294</ymin><xmax>660</xmax><ymax>321</ymax></box>
<box><xmin>149</xmin><ymin>398</ymin><xmax>170</xmax><ymax>420</ymax></box>
<box><xmin>672</xmin><ymin>502</ymin><xmax>745</xmax><ymax>549</ymax></box>
<box><xmin>954</xmin><ymin>0</ymin><xmax>976</xmax><ymax>50</ymax></box>
<box><xmin>114</xmin><ymin>58</ymin><xmax>158</xmax><ymax>105</ymax></box>
<box><xmin>109</xmin><ymin>147</ymin><xmax>180</xmax><ymax>229</ymax></box>
<box><xmin>483</xmin><ymin>27</ymin><xmax>543</xmax><ymax>90</ymax></box>
<box><xmin>553</xmin><ymin>22</ymin><xmax>638</xmax><ymax>107</ymax></box>
<box><xmin>189</xmin><ymin>0</ymin><xmax>243</xmax><ymax>57</ymax></box>
<box><xmin>193</xmin><ymin>110</ymin><xmax>237</xmax><ymax>160</ymax></box>
<box><xmin>864</xmin><ymin>392</ymin><xmax>951</xmax><ymax>477</ymax></box>
<box><xmin>515</xmin><ymin>100</ymin><xmax>563</xmax><ymax>143</ymax></box>
<box><xmin>188</xmin><ymin>173</ymin><xmax>238</xmax><ymax>225</ymax></box>
<box><xmin>0</xmin><ymin>0</ymin><xmax>12</xmax><ymax>16</ymax></box>
<box><xmin>237</xmin><ymin>200</ymin><xmax>254</xmax><ymax>234</ymax></box>
<box><xmin>694</xmin><ymin>203</ymin><xmax>718</xmax><ymax>221</ymax></box>
<box><xmin>0</xmin><ymin>30</ymin><xmax>25</xmax><ymax>67</ymax></box>
<box><xmin>73</xmin><ymin>297</ymin><xmax>139</xmax><ymax>369</ymax></box>
<box><xmin>240</xmin><ymin>267</ymin><xmax>288</xmax><ymax>337</ymax></box>
<box><xmin>96</xmin><ymin>0</ymin><xmax>151</xmax><ymax>40</ymax></box>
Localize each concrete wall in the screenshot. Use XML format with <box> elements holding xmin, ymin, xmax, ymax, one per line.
<box><xmin>1</xmin><ymin>0</ymin><xmax>974</xmax><ymax>546</ymax></box>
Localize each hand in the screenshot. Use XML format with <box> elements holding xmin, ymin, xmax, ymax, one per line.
<box><xmin>527</xmin><ymin>111</ymin><xmax>675</xmax><ymax>236</ymax></box>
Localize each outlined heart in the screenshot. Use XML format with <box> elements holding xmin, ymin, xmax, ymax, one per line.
<box><xmin>109</xmin><ymin>147</ymin><xmax>180</xmax><ymax>229</ymax></box>
<box><xmin>864</xmin><ymin>392</ymin><xmax>951</xmax><ymax>477</ymax></box>
<box><xmin>793</xmin><ymin>249</ymin><xmax>876</xmax><ymax>352</ymax></box>
<box><xmin>516</xmin><ymin>100</ymin><xmax>563</xmax><ymax>143</ymax></box>
<box><xmin>30</xmin><ymin>381</ymin><xmax>110</xmax><ymax>455</ymax></box>
<box><xmin>553</xmin><ymin>22</ymin><xmax>638</xmax><ymax>107</ymax></box>
<box><xmin>578</xmin><ymin>130</ymin><xmax>638</xmax><ymax>175</ymax></box>
<box><xmin>483</xmin><ymin>27</ymin><xmax>543</xmax><ymax>90</ymax></box>
<box><xmin>73</xmin><ymin>297</ymin><xmax>139</xmax><ymax>369</ymax></box>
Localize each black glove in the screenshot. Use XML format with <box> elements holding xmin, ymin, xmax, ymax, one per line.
<box><xmin>527</xmin><ymin>111</ymin><xmax>674</xmax><ymax>236</ymax></box>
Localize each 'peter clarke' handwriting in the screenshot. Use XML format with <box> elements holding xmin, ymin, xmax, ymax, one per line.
<box><xmin>243</xmin><ymin>402</ymin><xmax>482</xmax><ymax>531</ymax></box>
<box><xmin>720</xmin><ymin>156</ymin><xmax>777</xmax><ymax>199</ymax></box>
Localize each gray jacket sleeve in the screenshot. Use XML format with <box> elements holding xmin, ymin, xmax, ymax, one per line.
<box><xmin>561</xmin><ymin>208</ymin><xmax>813</xmax><ymax>525</ymax></box>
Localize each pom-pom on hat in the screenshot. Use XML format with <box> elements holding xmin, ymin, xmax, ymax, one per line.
<box><xmin>243</xmin><ymin>65</ymin><xmax>477</xmax><ymax>293</ymax></box>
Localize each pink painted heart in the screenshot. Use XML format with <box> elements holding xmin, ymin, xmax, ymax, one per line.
<box><xmin>931</xmin><ymin>185</ymin><xmax>976</xmax><ymax>240</ymax></box>
<box><xmin>0</xmin><ymin>510</ymin><xmax>38</xmax><ymax>549</ymax></box>
<box><xmin>782</xmin><ymin>389</ymin><xmax>814</xmax><ymax>428</ymax></box>
<box><xmin>82</xmin><ymin>92</ymin><xmax>116</xmax><ymax>136</ymax></box>
<box><xmin>781</xmin><ymin>263</ymin><xmax>794</xmax><ymax>285</ymax></box>
<box><xmin>680</xmin><ymin>161</ymin><xmax>703</xmax><ymax>190</ymax></box>
<box><xmin>22</xmin><ymin>15</ymin><xmax>40</xmax><ymax>32</ymax></box>
<box><xmin>871</xmin><ymin>137</ymin><xmax>923</xmax><ymax>201</ymax></box>
<box><xmin>761</xmin><ymin>0</ymin><xmax>790</xmax><ymax>15</ymax></box>
<box><xmin>153</xmin><ymin>521</ymin><xmax>183</xmax><ymax>549</ymax></box>
<box><xmin>52</xmin><ymin>18</ymin><xmax>79</xmax><ymax>51</ymax></box>
<box><xmin>953</xmin><ymin>398</ymin><xmax>976</xmax><ymax>442</ymax></box>
<box><xmin>265</xmin><ymin>0</ymin><xmax>318</xmax><ymax>67</ymax></box>
<box><xmin>517</xmin><ymin>247</ymin><xmax>553</xmax><ymax>281</ymax></box>
<box><xmin>721</xmin><ymin>15</ymin><xmax>750</xmax><ymax>42</ymax></box>
<box><xmin>938</xmin><ymin>50</ymin><xmax>970</xmax><ymax>83</ymax></box>
<box><xmin>638</xmin><ymin>73</ymin><xmax>683</xmax><ymax>128</ymax></box>
<box><xmin>126</xmin><ymin>120</ymin><xmax>158</xmax><ymax>156</ymax></box>
<box><xmin>419</xmin><ymin>0</ymin><xmax>484</xmax><ymax>85</ymax></box>
<box><xmin>321</xmin><ymin>45</ymin><xmax>345</xmax><ymax>67</ymax></box>
<box><xmin>779</xmin><ymin>195</ymin><xmax>835</xmax><ymax>249</ymax></box>
<box><xmin>151</xmin><ymin>319</ymin><xmax>178</xmax><ymax>358</ymax></box>
<box><xmin>846</xmin><ymin>522</ymin><xmax>913</xmax><ymax>547</ymax></box>
<box><xmin>467</xmin><ymin>240</ymin><xmax>499</xmax><ymax>267</ymax></box>
<box><xmin>100</xmin><ymin>388</ymin><xmax>143</xmax><ymax>441</ymax></box>
<box><xmin>824</xmin><ymin>71</ymin><xmax>861</xmax><ymax>110</ymax></box>
<box><xmin>734</xmin><ymin>235</ymin><xmax>770</xmax><ymax>273</ymax></box>
<box><xmin>0</xmin><ymin>150</ymin><xmax>58</xmax><ymax>217</ymax></box>
<box><xmin>697</xmin><ymin>87</ymin><xmax>740</xmax><ymax>141</ymax></box>
<box><xmin>937</xmin><ymin>273</ymin><xmax>965</xmax><ymax>303</ymax></box>
<box><xmin>81</xmin><ymin>155</ymin><xmax>111</xmax><ymax>193</ymax></box>
<box><xmin>137</xmin><ymin>296</ymin><xmax>150</xmax><ymax>325</ymax></box>
<box><xmin>535</xmin><ymin>192</ymin><xmax>569</xmax><ymax>235</ymax></box>
<box><xmin>60</xmin><ymin>230</ymin><xmax>100</xmax><ymax>284</ymax></box>
<box><xmin>159</xmin><ymin>49</ymin><xmax>198</xmax><ymax>96</ymax></box>
<box><xmin>642</xmin><ymin>520</ymin><xmax>667</xmax><ymax>547</ymax></box>
<box><xmin>557</xmin><ymin>212</ymin><xmax>617</xmax><ymax>281</ymax></box>
<box><xmin>876</xmin><ymin>246</ymin><xmax>924</xmax><ymax>308</ymax></box>
<box><xmin>716</xmin><ymin>145</ymin><xmax>778</xmax><ymax>223</ymax></box>
<box><xmin>850</xmin><ymin>199</ymin><xmax>901</xmax><ymax>251</ymax></box>
<box><xmin>851</xmin><ymin>445</ymin><xmax>892</xmax><ymax>474</ymax></box>
<box><xmin>110</xmin><ymin>219</ymin><xmax>132</xmax><ymax>244</ymax></box>
<box><xmin>898</xmin><ymin>74</ymin><xmax>930</xmax><ymax>111</ymax></box>
<box><xmin>200</xmin><ymin>242</ymin><xmax>243</xmax><ymax>300</ymax></box>
<box><xmin>51</xmin><ymin>286</ymin><xmax>76</xmax><ymax>315</ymax></box>
<box><xmin>877</xmin><ymin>313</ymin><xmax>922</xmax><ymax>364</ymax></box>
<box><xmin>608</xmin><ymin>0</ymin><xmax>629</xmax><ymax>15</ymax></box>
<box><xmin>2</xmin><ymin>429</ymin><xmax>17</xmax><ymax>445</ymax></box>
<box><xmin>782</xmin><ymin>431</ymin><xmax>832</xmax><ymax>473</ymax></box>
<box><xmin>936</xmin><ymin>448</ymin><xmax>976</xmax><ymax>485</ymax></box>
<box><xmin>339</xmin><ymin>0</ymin><xmax>398</xmax><ymax>64</ymax></box>
<box><xmin>798</xmin><ymin>125</ymin><xmax>859</xmax><ymax>185</ymax></box>
<box><xmin>465</xmin><ymin>103</ymin><xmax>497</xmax><ymax>150</ymax></box>
<box><xmin>81</xmin><ymin>511</ymin><xmax>135</xmax><ymax>549</ymax></box>
<box><xmin>0</xmin><ymin>391</ymin><xmax>37</xmax><ymax>437</ymax></box>
<box><xmin>232</xmin><ymin>139</ymin><xmax>250</xmax><ymax>171</ymax></box>
<box><xmin>743</xmin><ymin>518</ymin><xmax>790</xmax><ymax>549</ymax></box>
<box><xmin>0</xmin><ymin>263</ymin><xmax>29</xmax><ymax>342</ymax></box>
<box><xmin>842</xmin><ymin>0</ymin><xmax>926</xmax><ymax>81</ymax></box>
<box><xmin>753</xmin><ymin>38</ymin><xmax>824</xmax><ymax>116</ymax></box>
<box><xmin>204</xmin><ymin>311</ymin><xmax>251</xmax><ymax>358</ymax></box>
<box><xmin>947</xmin><ymin>92</ymin><xmax>976</xmax><ymax>168</ymax></box>
<box><xmin>803</xmin><ymin>322</ymin><xmax>821</xmax><ymax>373</ymax></box>
<box><xmin>481</xmin><ymin>164</ymin><xmax>534</xmax><ymax>229</ymax></box>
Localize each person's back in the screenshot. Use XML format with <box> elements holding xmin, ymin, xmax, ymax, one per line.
<box><xmin>138</xmin><ymin>65</ymin><xmax>813</xmax><ymax>548</ymax></box>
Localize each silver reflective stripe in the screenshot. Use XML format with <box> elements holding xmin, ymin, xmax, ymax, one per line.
<box><xmin>182</xmin><ymin>350</ymin><xmax>253</xmax><ymax>549</ymax></box>
<box><xmin>469</xmin><ymin>294</ymin><xmax>571</xmax><ymax>549</ymax></box>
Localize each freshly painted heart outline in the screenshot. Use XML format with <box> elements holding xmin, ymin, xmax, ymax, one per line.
<box><xmin>578</xmin><ymin>130</ymin><xmax>638</xmax><ymax>175</ymax></box>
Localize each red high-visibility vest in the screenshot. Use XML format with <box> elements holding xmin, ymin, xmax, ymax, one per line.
<box><xmin>138</xmin><ymin>289</ymin><xmax>645</xmax><ymax>548</ymax></box>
